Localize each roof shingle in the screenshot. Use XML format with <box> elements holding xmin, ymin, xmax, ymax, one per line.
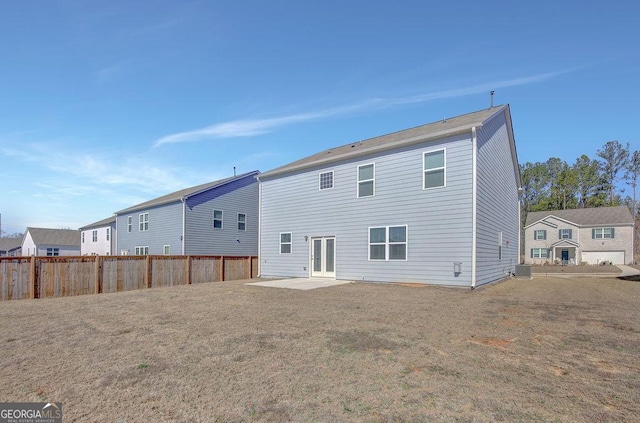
<box><xmin>525</xmin><ymin>206</ymin><xmax>634</xmax><ymax>227</ymax></box>
<box><xmin>26</xmin><ymin>228</ymin><xmax>81</xmax><ymax>247</ymax></box>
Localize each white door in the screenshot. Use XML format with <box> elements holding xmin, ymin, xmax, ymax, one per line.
<box><xmin>311</xmin><ymin>237</ymin><xmax>336</xmax><ymax>278</ymax></box>
<box><xmin>581</xmin><ymin>251</ymin><xmax>625</xmax><ymax>265</ymax></box>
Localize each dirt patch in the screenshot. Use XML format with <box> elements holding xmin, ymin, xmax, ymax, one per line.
<box><xmin>1</xmin><ymin>276</ymin><xmax>639</xmax><ymax>422</ymax></box>
<box><xmin>531</xmin><ymin>264</ymin><xmax>621</xmax><ymax>274</ymax></box>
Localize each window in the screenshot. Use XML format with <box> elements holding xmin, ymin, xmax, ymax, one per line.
<box><xmin>139</xmin><ymin>213</ymin><xmax>149</xmax><ymax>232</ymax></box>
<box><xmin>534</xmin><ymin>230</ymin><xmax>546</xmax><ymax>240</ymax></box>
<box><xmin>163</xmin><ymin>245</ymin><xmax>170</xmax><ymax>255</ymax></box>
<box><xmin>357</xmin><ymin>163</ymin><xmax>374</xmax><ymax>197</ymax></box>
<box><xmin>424</xmin><ymin>149</ymin><xmax>445</xmax><ymax>189</ymax></box>
<box><xmin>82</xmin><ymin>232</ymin><xmax>85</xmax><ymax>243</ymax></box>
<box><xmin>92</xmin><ymin>230</ymin><xmax>97</xmax><ymax>242</ymax></box>
<box><xmin>213</xmin><ymin>210</ymin><xmax>223</xmax><ymax>229</ymax></box>
<box><xmin>135</xmin><ymin>246</ymin><xmax>149</xmax><ymax>255</ymax></box>
<box><xmin>46</xmin><ymin>248</ymin><xmax>59</xmax><ymax>256</ymax></box>
<box><xmin>127</xmin><ymin>216</ymin><xmax>132</xmax><ymax>233</ymax></box>
<box><xmin>559</xmin><ymin>229</ymin><xmax>572</xmax><ymax>239</ymax></box>
<box><xmin>319</xmin><ymin>171</ymin><xmax>334</xmax><ymax>190</ymax></box>
<box><xmin>531</xmin><ymin>248</ymin><xmax>550</xmax><ymax>258</ymax></box>
<box><xmin>106</xmin><ymin>228</ymin><xmax>110</xmax><ymax>241</ymax></box>
<box><xmin>593</xmin><ymin>228</ymin><xmax>614</xmax><ymax>239</ymax></box>
<box><xmin>498</xmin><ymin>231</ymin><xmax>503</xmax><ymax>260</ymax></box>
<box><xmin>280</xmin><ymin>232</ymin><xmax>292</xmax><ymax>254</ymax></box>
<box><xmin>237</xmin><ymin>213</ymin><xmax>246</xmax><ymax>231</ymax></box>
<box><xmin>369</xmin><ymin>226</ymin><xmax>407</xmax><ymax>261</ymax></box>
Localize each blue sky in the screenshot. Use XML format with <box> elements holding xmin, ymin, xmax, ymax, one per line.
<box><xmin>1</xmin><ymin>1</ymin><xmax>638</xmax><ymax>235</ymax></box>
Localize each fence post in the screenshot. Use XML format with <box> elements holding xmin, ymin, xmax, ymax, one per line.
<box><xmin>185</xmin><ymin>255</ymin><xmax>192</xmax><ymax>285</ymax></box>
<box><xmin>247</xmin><ymin>256</ymin><xmax>252</xmax><ymax>279</ymax></box>
<box><xmin>145</xmin><ymin>255</ymin><xmax>152</xmax><ymax>288</ymax></box>
<box><xmin>29</xmin><ymin>256</ymin><xmax>36</xmax><ymax>299</ymax></box>
<box><xmin>94</xmin><ymin>256</ymin><xmax>101</xmax><ymax>294</ymax></box>
<box><xmin>219</xmin><ymin>256</ymin><xmax>225</xmax><ymax>281</ymax></box>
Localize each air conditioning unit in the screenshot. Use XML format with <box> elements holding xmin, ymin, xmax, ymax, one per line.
<box><xmin>515</xmin><ymin>265</ymin><xmax>531</xmax><ymax>278</ymax></box>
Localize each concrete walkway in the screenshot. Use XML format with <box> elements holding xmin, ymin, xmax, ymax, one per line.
<box><xmin>617</xmin><ymin>265</ymin><xmax>640</xmax><ymax>278</ymax></box>
<box><xmin>246</xmin><ymin>278</ymin><xmax>353</xmax><ymax>291</ymax></box>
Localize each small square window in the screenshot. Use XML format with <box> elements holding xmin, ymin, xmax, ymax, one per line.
<box><xmin>319</xmin><ymin>171</ymin><xmax>334</xmax><ymax>190</ymax></box>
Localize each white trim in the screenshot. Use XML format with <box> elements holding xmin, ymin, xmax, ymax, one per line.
<box><xmin>163</xmin><ymin>245</ymin><xmax>170</xmax><ymax>255</ymax></box>
<box><xmin>181</xmin><ymin>198</ymin><xmax>186</xmax><ymax>254</ymax></box>
<box><xmin>134</xmin><ymin>246</ymin><xmax>149</xmax><ymax>255</ymax></box>
<box><xmin>319</xmin><ymin>170</ymin><xmax>334</xmax><ymax>190</ymax></box>
<box><xmin>367</xmin><ymin>225</ymin><xmax>408</xmax><ymax>261</ymax></box>
<box><xmin>422</xmin><ymin>148</ymin><xmax>446</xmax><ymax>190</ymax></box>
<box><xmin>127</xmin><ymin>215</ymin><xmax>133</xmax><ymax>233</ymax></box>
<box><xmin>213</xmin><ymin>209</ymin><xmax>223</xmax><ymax>229</ymax></box>
<box><xmin>471</xmin><ymin>126</ymin><xmax>477</xmax><ymax>288</ymax></box>
<box><xmin>237</xmin><ymin>213</ymin><xmax>247</xmax><ymax>231</ymax></box>
<box><xmin>279</xmin><ymin>232</ymin><xmax>292</xmax><ymax>254</ymax></box>
<box><xmin>138</xmin><ymin>213</ymin><xmax>149</xmax><ymax>232</ymax></box>
<box><xmin>357</xmin><ymin>163</ymin><xmax>375</xmax><ymax>198</ymax></box>
<box><xmin>257</xmin><ymin>182</ymin><xmax>262</xmax><ymax>276</ymax></box>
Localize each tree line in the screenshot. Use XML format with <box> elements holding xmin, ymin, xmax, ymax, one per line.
<box><xmin>520</xmin><ymin>141</ymin><xmax>639</xmax><ymax>217</ymax></box>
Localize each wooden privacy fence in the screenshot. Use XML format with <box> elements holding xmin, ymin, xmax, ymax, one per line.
<box><xmin>0</xmin><ymin>255</ymin><xmax>258</xmax><ymax>301</ymax></box>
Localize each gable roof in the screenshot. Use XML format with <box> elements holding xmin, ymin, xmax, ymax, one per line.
<box><xmin>115</xmin><ymin>170</ymin><xmax>260</xmax><ymax>215</ymax></box>
<box><xmin>25</xmin><ymin>228</ymin><xmax>81</xmax><ymax>247</ymax></box>
<box><xmin>525</xmin><ymin>206</ymin><xmax>634</xmax><ymax>227</ymax></box>
<box><xmin>79</xmin><ymin>216</ymin><xmax>116</xmax><ymax>231</ymax></box>
<box><xmin>0</xmin><ymin>237</ymin><xmax>22</xmax><ymax>251</ymax></box>
<box><xmin>260</xmin><ymin>105</ymin><xmax>514</xmax><ymax>179</ymax></box>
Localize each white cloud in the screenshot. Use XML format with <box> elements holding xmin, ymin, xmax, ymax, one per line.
<box><xmin>154</xmin><ymin>67</ymin><xmax>582</xmax><ymax>146</ymax></box>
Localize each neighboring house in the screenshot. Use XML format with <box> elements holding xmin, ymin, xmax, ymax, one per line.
<box><xmin>115</xmin><ymin>171</ymin><xmax>259</xmax><ymax>256</ymax></box>
<box><xmin>0</xmin><ymin>237</ymin><xmax>22</xmax><ymax>256</ymax></box>
<box><xmin>258</xmin><ymin>105</ymin><xmax>521</xmax><ymax>287</ymax></box>
<box><xmin>21</xmin><ymin>227</ymin><xmax>81</xmax><ymax>256</ymax></box>
<box><xmin>79</xmin><ymin>216</ymin><xmax>116</xmax><ymax>256</ymax></box>
<box><xmin>524</xmin><ymin>205</ymin><xmax>634</xmax><ymax>265</ymax></box>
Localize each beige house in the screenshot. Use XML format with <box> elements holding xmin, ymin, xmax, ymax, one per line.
<box><xmin>524</xmin><ymin>206</ymin><xmax>634</xmax><ymax>265</ymax></box>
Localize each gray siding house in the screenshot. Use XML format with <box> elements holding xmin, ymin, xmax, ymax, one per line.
<box><xmin>259</xmin><ymin>105</ymin><xmax>521</xmax><ymax>287</ymax></box>
<box><xmin>524</xmin><ymin>206</ymin><xmax>634</xmax><ymax>265</ymax></box>
<box><xmin>115</xmin><ymin>171</ymin><xmax>259</xmax><ymax>256</ymax></box>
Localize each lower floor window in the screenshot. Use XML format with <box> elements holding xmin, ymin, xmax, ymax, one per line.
<box><xmin>46</xmin><ymin>248</ymin><xmax>59</xmax><ymax>256</ymax></box>
<box><xmin>280</xmin><ymin>233</ymin><xmax>292</xmax><ymax>254</ymax></box>
<box><xmin>369</xmin><ymin>225</ymin><xmax>407</xmax><ymax>260</ymax></box>
<box><xmin>135</xmin><ymin>246</ymin><xmax>149</xmax><ymax>255</ymax></box>
<box><xmin>531</xmin><ymin>248</ymin><xmax>549</xmax><ymax>258</ymax></box>
<box><xmin>163</xmin><ymin>245</ymin><xmax>170</xmax><ymax>255</ymax></box>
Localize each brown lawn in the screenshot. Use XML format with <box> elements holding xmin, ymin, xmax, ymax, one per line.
<box><xmin>1</xmin><ymin>276</ymin><xmax>639</xmax><ymax>422</ymax></box>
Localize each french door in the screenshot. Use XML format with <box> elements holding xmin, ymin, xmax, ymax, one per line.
<box><xmin>311</xmin><ymin>237</ymin><xmax>335</xmax><ymax>278</ymax></box>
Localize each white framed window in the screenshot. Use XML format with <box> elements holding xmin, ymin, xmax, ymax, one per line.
<box><xmin>593</xmin><ymin>228</ymin><xmax>614</xmax><ymax>239</ymax></box>
<box><xmin>357</xmin><ymin>163</ymin><xmax>375</xmax><ymax>197</ymax></box>
<box><xmin>423</xmin><ymin>149</ymin><xmax>445</xmax><ymax>189</ymax></box>
<box><xmin>92</xmin><ymin>230</ymin><xmax>97</xmax><ymax>242</ymax></box>
<box><xmin>498</xmin><ymin>231</ymin><xmax>503</xmax><ymax>260</ymax></box>
<box><xmin>531</xmin><ymin>248</ymin><xmax>549</xmax><ymax>258</ymax></box>
<box><xmin>127</xmin><ymin>216</ymin><xmax>132</xmax><ymax>233</ymax></box>
<box><xmin>280</xmin><ymin>232</ymin><xmax>292</xmax><ymax>254</ymax></box>
<box><xmin>237</xmin><ymin>213</ymin><xmax>246</xmax><ymax>231</ymax></box>
<box><xmin>135</xmin><ymin>246</ymin><xmax>149</xmax><ymax>255</ymax></box>
<box><xmin>319</xmin><ymin>171</ymin><xmax>334</xmax><ymax>190</ymax></box>
<box><xmin>121</xmin><ymin>249</ymin><xmax>130</xmax><ymax>256</ymax></box>
<box><xmin>213</xmin><ymin>210</ymin><xmax>223</xmax><ymax>229</ymax></box>
<box><xmin>46</xmin><ymin>248</ymin><xmax>59</xmax><ymax>256</ymax></box>
<box><xmin>559</xmin><ymin>229</ymin><xmax>572</xmax><ymax>239</ymax></box>
<box><xmin>368</xmin><ymin>225</ymin><xmax>407</xmax><ymax>261</ymax></box>
<box><xmin>82</xmin><ymin>232</ymin><xmax>85</xmax><ymax>243</ymax></box>
<box><xmin>163</xmin><ymin>245</ymin><xmax>170</xmax><ymax>255</ymax></box>
<box><xmin>106</xmin><ymin>228</ymin><xmax>110</xmax><ymax>241</ymax></box>
<box><xmin>534</xmin><ymin>230</ymin><xmax>546</xmax><ymax>240</ymax></box>
<box><xmin>139</xmin><ymin>213</ymin><xmax>149</xmax><ymax>232</ymax></box>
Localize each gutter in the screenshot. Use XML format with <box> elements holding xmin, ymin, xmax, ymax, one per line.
<box><xmin>181</xmin><ymin>197</ymin><xmax>186</xmax><ymax>255</ymax></box>
<box><xmin>471</xmin><ymin>126</ymin><xmax>478</xmax><ymax>289</ymax></box>
<box><xmin>257</xmin><ymin>174</ymin><xmax>262</xmax><ymax>277</ymax></box>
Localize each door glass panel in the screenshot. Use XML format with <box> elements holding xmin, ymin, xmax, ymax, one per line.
<box><xmin>313</xmin><ymin>239</ymin><xmax>322</xmax><ymax>272</ymax></box>
<box><xmin>326</xmin><ymin>239</ymin><xmax>335</xmax><ymax>272</ymax></box>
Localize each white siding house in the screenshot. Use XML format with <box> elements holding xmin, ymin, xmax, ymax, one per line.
<box><xmin>21</xmin><ymin>227</ymin><xmax>81</xmax><ymax>256</ymax></box>
<box><xmin>79</xmin><ymin>216</ymin><xmax>116</xmax><ymax>255</ymax></box>
<box><xmin>258</xmin><ymin>105</ymin><xmax>521</xmax><ymax>287</ymax></box>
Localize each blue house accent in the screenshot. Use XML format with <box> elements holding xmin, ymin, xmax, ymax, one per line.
<box><xmin>115</xmin><ymin>171</ymin><xmax>260</xmax><ymax>256</ymax></box>
<box><xmin>258</xmin><ymin>106</ymin><xmax>521</xmax><ymax>287</ymax></box>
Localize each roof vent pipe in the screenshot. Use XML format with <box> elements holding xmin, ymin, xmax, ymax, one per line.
<box><xmin>490</xmin><ymin>90</ymin><xmax>495</xmax><ymax>108</ymax></box>
<box><xmin>233</xmin><ymin>166</ymin><xmax>236</xmax><ymax>176</ymax></box>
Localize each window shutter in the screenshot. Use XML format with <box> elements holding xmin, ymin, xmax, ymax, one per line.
<box><xmin>547</xmin><ymin>249</ymin><xmax>551</xmax><ymax>258</ymax></box>
<box><xmin>568</xmin><ymin>229</ymin><xmax>572</xmax><ymax>239</ymax></box>
<box><xmin>543</xmin><ymin>230</ymin><xmax>546</xmax><ymax>240</ymax></box>
<box><xmin>559</xmin><ymin>229</ymin><xmax>562</xmax><ymax>239</ymax></box>
<box><xmin>530</xmin><ymin>249</ymin><xmax>533</xmax><ymax>258</ymax></box>
<box><xmin>592</xmin><ymin>229</ymin><xmax>596</xmax><ymax>239</ymax></box>
<box><xmin>611</xmin><ymin>228</ymin><xmax>615</xmax><ymax>238</ymax></box>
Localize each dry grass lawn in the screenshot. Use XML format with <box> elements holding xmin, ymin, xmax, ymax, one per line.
<box><xmin>1</xmin><ymin>276</ymin><xmax>639</xmax><ymax>422</ymax></box>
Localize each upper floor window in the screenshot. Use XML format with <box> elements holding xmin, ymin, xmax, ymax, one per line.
<box><xmin>593</xmin><ymin>228</ymin><xmax>614</xmax><ymax>239</ymax></box>
<box><xmin>237</xmin><ymin>213</ymin><xmax>246</xmax><ymax>231</ymax></box>
<box><xmin>369</xmin><ymin>225</ymin><xmax>407</xmax><ymax>261</ymax></box>
<box><xmin>280</xmin><ymin>232</ymin><xmax>292</xmax><ymax>254</ymax></box>
<box><xmin>106</xmin><ymin>228</ymin><xmax>110</xmax><ymax>241</ymax></box>
<box><xmin>357</xmin><ymin>163</ymin><xmax>374</xmax><ymax>197</ymax></box>
<box><xmin>424</xmin><ymin>149</ymin><xmax>445</xmax><ymax>189</ymax></box>
<box><xmin>534</xmin><ymin>230</ymin><xmax>546</xmax><ymax>240</ymax></box>
<box><xmin>319</xmin><ymin>171</ymin><xmax>334</xmax><ymax>190</ymax></box>
<box><xmin>559</xmin><ymin>229</ymin><xmax>572</xmax><ymax>239</ymax></box>
<box><xmin>82</xmin><ymin>232</ymin><xmax>85</xmax><ymax>243</ymax></box>
<box><xmin>92</xmin><ymin>230</ymin><xmax>97</xmax><ymax>242</ymax></box>
<box><xmin>127</xmin><ymin>216</ymin><xmax>132</xmax><ymax>233</ymax></box>
<box><xmin>213</xmin><ymin>210</ymin><xmax>223</xmax><ymax>229</ymax></box>
<box><xmin>139</xmin><ymin>213</ymin><xmax>149</xmax><ymax>232</ymax></box>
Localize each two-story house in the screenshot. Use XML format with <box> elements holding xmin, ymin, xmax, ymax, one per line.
<box><xmin>258</xmin><ymin>105</ymin><xmax>521</xmax><ymax>287</ymax></box>
<box><xmin>79</xmin><ymin>216</ymin><xmax>116</xmax><ymax>256</ymax></box>
<box><xmin>524</xmin><ymin>205</ymin><xmax>634</xmax><ymax>265</ymax></box>
<box><xmin>115</xmin><ymin>171</ymin><xmax>259</xmax><ymax>256</ymax></box>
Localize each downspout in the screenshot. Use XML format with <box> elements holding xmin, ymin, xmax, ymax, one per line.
<box><xmin>257</xmin><ymin>176</ymin><xmax>262</xmax><ymax>277</ymax></box>
<box><xmin>181</xmin><ymin>197</ymin><xmax>186</xmax><ymax>255</ymax></box>
<box><xmin>471</xmin><ymin>126</ymin><xmax>478</xmax><ymax>289</ymax></box>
